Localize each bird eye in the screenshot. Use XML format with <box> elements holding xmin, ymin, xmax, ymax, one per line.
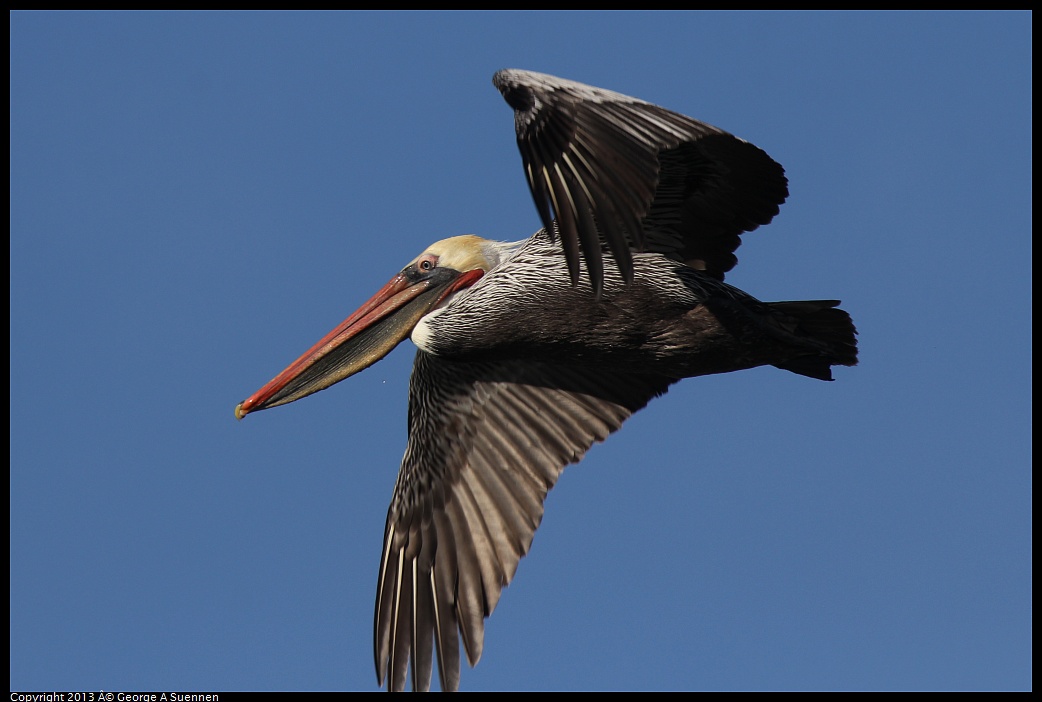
<box><xmin>418</xmin><ymin>256</ymin><xmax>437</xmax><ymax>272</ymax></box>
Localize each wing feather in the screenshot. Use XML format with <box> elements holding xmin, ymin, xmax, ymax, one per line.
<box><xmin>374</xmin><ymin>351</ymin><xmax>674</xmax><ymax>690</ymax></box>
<box><xmin>493</xmin><ymin>69</ymin><xmax>788</xmax><ymax>290</ymax></box>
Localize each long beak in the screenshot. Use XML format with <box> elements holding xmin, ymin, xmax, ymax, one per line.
<box><xmin>235</xmin><ymin>267</ymin><xmax>484</xmax><ymax>419</ymax></box>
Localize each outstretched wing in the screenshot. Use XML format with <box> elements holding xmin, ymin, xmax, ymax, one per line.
<box><xmin>374</xmin><ymin>351</ymin><xmax>674</xmax><ymax>691</ymax></box>
<box><xmin>493</xmin><ymin>69</ymin><xmax>788</xmax><ymax>295</ymax></box>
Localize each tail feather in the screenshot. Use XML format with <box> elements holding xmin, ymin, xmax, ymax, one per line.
<box><xmin>767</xmin><ymin>300</ymin><xmax>858</xmax><ymax>381</ymax></box>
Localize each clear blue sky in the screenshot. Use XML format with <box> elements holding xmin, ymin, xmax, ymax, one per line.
<box><xmin>10</xmin><ymin>11</ymin><xmax>1031</xmax><ymax>692</ymax></box>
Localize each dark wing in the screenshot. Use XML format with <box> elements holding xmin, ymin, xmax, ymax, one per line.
<box><xmin>493</xmin><ymin>69</ymin><xmax>788</xmax><ymax>296</ymax></box>
<box><xmin>374</xmin><ymin>351</ymin><xmax>674</xmax><ymax>691</ymax></box>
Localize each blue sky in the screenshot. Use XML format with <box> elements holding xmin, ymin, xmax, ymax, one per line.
<box><xmin>10</xmin><ymin>11</ymin><xmax>1031</xmax><ymax>692</ymax></box>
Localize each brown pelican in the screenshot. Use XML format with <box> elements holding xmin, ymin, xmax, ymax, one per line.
<box><xmin>235</xmin><ymin>69</ymin><xmax>858</xmax><ymax>691</ymax></box>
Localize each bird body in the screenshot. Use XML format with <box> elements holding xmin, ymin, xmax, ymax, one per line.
<box><xmin>416</xmin><ymin>231</ymin><xmax>851</xmax><ymax>381</ymax></box>
<box><xmin>235</xmin><ymin>69</ymin><xmax>858</xmax><ymax>691</ymax></box>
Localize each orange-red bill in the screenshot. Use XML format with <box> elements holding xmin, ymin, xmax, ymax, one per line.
<box><xmin>235</xmin><ymin>267</ymin><xmax>483</xmax><ymax>419</ymax></box>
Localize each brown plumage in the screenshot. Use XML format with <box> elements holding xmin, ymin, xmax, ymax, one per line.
<box><xmin>235</xmin><ymin>69</ymin><xmax>858</xmax><ymax>691</ymax></box>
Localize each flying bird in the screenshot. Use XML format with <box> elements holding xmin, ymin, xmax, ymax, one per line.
<box><xmin>235</xmin><ymin>69</ymin><xmax>858</xmax><ymax>691</ymax></box>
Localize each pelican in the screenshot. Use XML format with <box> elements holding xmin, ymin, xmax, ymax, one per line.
<box><xmin>235</xmin><ymin>69</ymin><xmax>858</xmax><ymax>691</ymax></box>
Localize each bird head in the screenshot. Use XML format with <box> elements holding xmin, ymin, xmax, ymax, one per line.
<box><xmin>235</xmin><ymin>235</ymin><xmax>495</xmax><ymax>419</ymax></box>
